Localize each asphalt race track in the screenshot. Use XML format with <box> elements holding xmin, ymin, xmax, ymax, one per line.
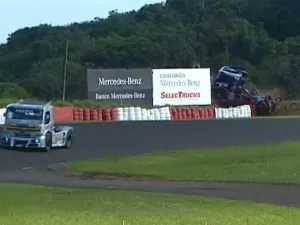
<box><xmin>1</xmin><ymin>118</ymin><xmax>300</xmax><ymax>207</ymax></box>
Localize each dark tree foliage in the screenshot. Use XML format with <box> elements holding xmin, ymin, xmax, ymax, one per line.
<box><xmin>0</xmin><ymin>0</ymin><xmax>300</xmax><ymax>100</ymax></box>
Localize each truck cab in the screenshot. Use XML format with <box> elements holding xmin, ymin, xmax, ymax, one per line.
<box><xmin>1</xmin><ymin>100</ymin><xmax>73</xmax><ymax>151</ymax></box>
<box><xmin>212</xmin><ymin>66</ymin><xmax>248</xmax><ymax>100</ymax></box>
<box><xmin>213</xmin><ymin>66</ymin><xmax>247</xmax><ymax>89</ymax></box>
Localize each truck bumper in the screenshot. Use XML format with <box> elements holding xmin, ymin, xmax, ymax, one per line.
<box><xmin>2</xmin><ymin>137</ymin><xmax>46</xmax><ymax>149</ymax></box>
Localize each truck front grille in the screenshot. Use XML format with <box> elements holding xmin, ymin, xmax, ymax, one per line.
<box><xmin>15</xmin><ymin>133</ymin><xmax>31</xmax><ymax>138</ymax></box>
<box><xmin>14</xmin><ymin>140</ymin><xmax>28</xmax><ymax>146</ymax></box>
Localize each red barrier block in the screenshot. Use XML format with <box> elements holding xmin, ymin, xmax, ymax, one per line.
<box><xmin>191</xmin><ymin>108</ymin><xmax>199</xmax><ymax>119</ymax></box>
<box><xmin>199</xmin><ymin>108</ymin><xmax>208</xmax><ymax>119</ymax></box>
<box><xmin>76</xmin><ymin>108</ymin><xmax>84</xmax><ymax>121</ymax></box>
<box><xmin>203</xmin><ymin>108</ymin><xmax>209</xmax><ymax>119</ymax></box>
<box><xmin>181</xmin><ymin>108</ymin><xmax>187</xmax><ymax>120</ymax></box>
<box><xmin>207</xmin><ymin>108</ymin><xmax>215</xmax><ymax>119</ymax></box>
<box><xmin>198</xmin><ymin>108</ymin><xmax>203</xmax><ymax>119</ymax></box>
<box><xmin>73</xmin><ymin>108</ymin><xmax>83</xmax><ymax>121</ymax></box>
<box><xmin>102</xmin><ymin>108</ymin><xmax>111</xmax><ymax>121</ymax></box>
<box><xmin>212</xmin><ymin>107</ymin><xmax>216</xmax><ymax>118</ymax></box>
<box><xmin>176</xmin><ymin>108</ymin><xmax>182</xmax><ymax>120</ymax></box>
<box><xmin>54</xmin><ymin>107</ymin><xmax>74</xmax><ymax>122</ymax></box>
<box><xmin>250</xmin><ymin>105</ymin><xmax>256</xmax><ymax>117</ymax></box>
<box><xmin>78</xmin><ymin>108</ymin><xmax>84</xmax><ymax>121</ymax></box>
<box><xmin>90</xmin><ymin>109</ymin><xmax>98</xmax><ymax>121</ymax></box>
<box><xmin>73</xmin><ymin>108</ymin><xmax>79</xmax><ymax>121</ymax></box>
<box><xmin>83</xmin><ymin>108</ymin><xmax>90</xmax><ymax>121</ymax></box>
<box><xmin>110</xmin><ymin>108</ymin><xmax>117</xmax><ymax>121</ymax></box>
<box><xmin>186</xmin><ymin>108</ymin><xmax>191</xmax><ymax>119</ymax></box>
<box><xmin>170</xmin><ymin>108</ymin><xmax>177</xmax><ymax>120</ymax></box>
<box><xmin>97</xmin><ymin>109</ymin><xmax>103</xmax><ymax>121</ymax></box>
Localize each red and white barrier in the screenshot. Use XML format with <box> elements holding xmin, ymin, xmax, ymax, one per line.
<box><xmin>0</xmin><ymin>104</ymin><xmax>255</xmax><ymax>124</ymax></box>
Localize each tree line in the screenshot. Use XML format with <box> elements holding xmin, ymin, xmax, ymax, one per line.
<box><xmin>0</xmin><ymin>0</ymin><xmax>300</xmax><ymax>101</ymax></box>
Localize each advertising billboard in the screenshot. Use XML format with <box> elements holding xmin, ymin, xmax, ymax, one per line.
<box><xmin>152</xmin><ymin>68</ymin><xmax>211</xmax><ymax>106</ymax></box>
<box><xmin>87</xmin><ymin>68</ymin><xmax>153</xmax><ymax>105</ymax></box>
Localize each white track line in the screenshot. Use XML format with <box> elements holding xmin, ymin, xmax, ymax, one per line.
<box><xmin>22</xmin><ymin>166</ymin><xmax>32</xmax><ymax>170</ymax></box>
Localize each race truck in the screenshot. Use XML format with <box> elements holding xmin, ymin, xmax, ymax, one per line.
<box><xmin>212</xmin><ymin>66</ymin><xmax>282</xmax><ymax>115</ymax></box>
<box><xmin>1</xmin><ymin>99</ymin><xmax>73</xmax><ymax>152</ymax></box>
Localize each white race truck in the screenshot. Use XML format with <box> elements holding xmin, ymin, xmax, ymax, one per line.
<box><xmin>1</xmin><ymin>100</ymin><xmax>73</xmax><ymax>152</ymax></box>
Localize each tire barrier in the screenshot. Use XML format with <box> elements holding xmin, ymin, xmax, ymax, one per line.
<box><xmin>116</xmin><ymin>107</ymin><xmax>172</xmax><ymax>121</ymax></box>
<box><xmin>169</xmin><ymin>107</ymin><xmax>215</xmax><ymax>120</ymax></box>
<box><xmin>72</xmin><ymin>108</ymin><xmax>117</xmax><ymax>122</ymax></box>
<box><xmin>0</xmin><ymin>104</ymin><xmax>256</xmax><ymax>124</ymax></box>
<box><xmin>215</xmin><ymin>105</ymin><xmax>252</xmax><ymax>118</ymax></box>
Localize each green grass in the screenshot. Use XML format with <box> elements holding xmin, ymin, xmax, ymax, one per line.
<box><xmin>0</xmin><ymin>183</ymin><xmax>299</xmax><ymax>225</ymax></box>
<box><xmin>68</xmin><ymin>141</ymin><xmax>300</xmax><ymax>184</ymax></box>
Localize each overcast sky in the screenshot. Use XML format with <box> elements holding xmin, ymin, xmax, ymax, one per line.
<box><xmin>0</xmin><ymin>0</ymin><xmax>161</xmax><ymax>43</ymax></box>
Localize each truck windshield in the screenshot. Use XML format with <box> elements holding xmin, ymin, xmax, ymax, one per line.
<box><xmin>5</xmin><ymin>107</ymin><xmax>43</xmax><ymax>121</ymax></box>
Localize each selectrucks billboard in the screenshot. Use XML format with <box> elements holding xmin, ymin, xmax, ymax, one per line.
<box><xmin>152</xmin><ymin>68</ymin><xmax>211</xmax><ymax>106</ymax></box>
<box><xmin>87</xmin><ymin>68</ymin><xmax>153</xmax><ymax>105</ymax></box>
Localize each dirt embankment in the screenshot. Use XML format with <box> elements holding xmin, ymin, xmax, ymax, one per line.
<box><xmin>260</xmin><ymin>88</ymin><xmax>300</xmax><ymax>116</ymax></box>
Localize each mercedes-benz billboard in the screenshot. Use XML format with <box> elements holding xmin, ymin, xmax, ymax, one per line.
<box><xmin>86</xmin><ymin>68</ymin><xmax>153</xmax><ymax>105</ymax></box>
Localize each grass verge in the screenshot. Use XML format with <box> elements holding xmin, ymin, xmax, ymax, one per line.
<box><xmin>0</xmin><ymin>183</ymin><xmax>299</xmax><ymax>225</ymax></box>
<box><xmin>68</xmin><ymin>141</ymin><xmax>300</xmax><ymax>184</ymax></box>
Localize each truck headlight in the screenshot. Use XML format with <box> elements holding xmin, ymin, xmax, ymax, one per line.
<box><xmin>34</xmin><ymin>135</ymin><xmax>45</xmax><ymax>139</ymax></box>
<box><xmin>40</xmin><ymin>135</ymin><xmax>46</xmax><ymax>140</ymax></box>
<box><xmin>32</xmin><ymin>135</ymin><xmax>45</xmax><ymax>143</ymax></box>
<box><xmin>2</xmin><ymin>137</ymin><xmax>10</xmax><ymax>143</ymax></box>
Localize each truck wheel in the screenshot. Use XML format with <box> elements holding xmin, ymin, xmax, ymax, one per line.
<box><xmin>44</xmin><ymin>133</ymin><xmax>52</xmax><ymax>152</ymax></box>
<box><xmin>64</xmin><ymin>132</ymin><xmax>72</xmax><ymax>149</ymax></box>
<box><xmin>256</xmin><ymin>101</ymin><xmax>269</xmax><ymax>116</ymax></box>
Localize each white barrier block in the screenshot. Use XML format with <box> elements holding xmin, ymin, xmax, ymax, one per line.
<box><xmin>154</xmin><ymin>108</ymin><xmax>160</xmax><ymax>120</ymax></box>
<box><xmin>228</xmin><ymin>107</ymin><xmax>233</xmax><ymax>118</ymax></box>
<box><xmin>0</xmin><ymin>108</ymin><xmax>5</xmax><ymax>125</ymax></box>
<box><xmin>141</xmin><ymin>108</ymin><xmax>148</xmax><ymax>121</ymax></box>
<box><xmin>147</xmin><ymin>109</ymin><xmax>155</xmax><ymax>120</ymax></box>
<box><xmin>116</xmin><ymin>107</ymin><xmax>124</xmax><ymax>121</ymax></box>
<box><xmin>223</xmin><ymin>108</ymin><xmax>229</xmax><ymax>118</ymax></box>
<box><xmin>128</xmin><ymin>107</ymin><xmax>135</xmax><ymax>121</ymax></box>
<box><xmin>123</xmin><ymin>107</ymin><xmax>129</xmax><ymax>121</ymax></box>
<box><xmin>215</xmin><ymin>108</ymin><xmax>221</xmax><ymax>118</ymax></box>
<box><xmin>159</xmin><ymin>107</ymin><xmax>166</xmax><ymax>120</ymax></box>
<box><xmin>233</xmin><ymin>107</ymin><xmax>239</xmax><ymax>117</ymax></box>
<box><xmin>164</xmin><ymin>107</ymin><xmax>171</xmax><ymax>120</ymax></box>
<box><xmin>238</xmin><ymin>106</ymin><xmax>243</xmax><ymax>118</ymax></box>
<box><xmin>245</xmin><ymin>105</ymin><xmax>251</xmax><ymax>117</ymax></box>
<box><xmin>134</xmin><ymin>107</ymin><xmax>142</xmax><ymax>120</ymax></box>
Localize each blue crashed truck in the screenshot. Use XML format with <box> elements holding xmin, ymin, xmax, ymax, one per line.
<box><xmin>212</xmin><ymin>66</ymin><xmax>281</xmax><ymax>115</ymax></box>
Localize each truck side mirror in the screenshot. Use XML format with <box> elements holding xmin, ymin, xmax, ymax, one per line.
<box><xmin>3</xmin><ymin>112</ymin><xmax>6</xmax><ymax>117</ymax></box>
